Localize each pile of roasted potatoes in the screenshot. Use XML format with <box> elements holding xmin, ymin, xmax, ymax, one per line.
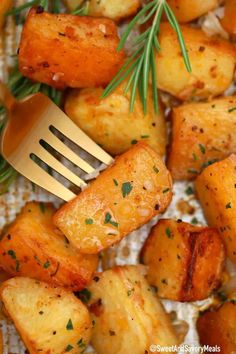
<box><xmin>0</xmin><ymin>0</ymin><xmax>236</xmax><ymax>353</ymax></box>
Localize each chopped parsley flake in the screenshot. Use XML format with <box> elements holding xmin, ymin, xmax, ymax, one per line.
<box><xmin>39</xmin><ymin>202</ymin><xmax>45</xmax><ymax>213</ymax></box>
<box><xmin>185</xmin><ymin>186</ymin><xmax>194</xmax><ymax>196</ymax></box>
<box><xmin>65</xmin><ymin>344</ymin><xmax>73</xmax><ymax>352</ymax></box>
<box><xmin>85</xmin><ymin>218</ymin><xmax>93</xmax><ymax>225</ymax></box>
<box><xmin>192</xmin><ymin>153</ymin><xmax>198</xmax><ymax>161</ymax></box>
<box><xmin>104</xmin><ymin>212</ymin><xmax>119</xmax><ymax>228</ymax></box>
<box><xmin>77</xmin><ymin>338</ymin><xmax>86</xmax><ymax>349</ymax></box>
<box><xmin>191</xmin><ymin>217</ymin><xmax>199</xmax><ymax>225</ymax></box>
<box><xmin>199</xmin><ymin>144</ymin><xmax>206</xmax><ymax>154</ymax></box>
<box><xmin>127</xmin><ymin>288</ymin><xmax>134</xmax><ymax>297</ymax></box>
<box><xmin>76</xmin><ymin>288</ymin><xmax>91</xmax><ymax>304</ymax></box>
<box><xmin>131</xmin><ymin>139</ymin><xmax>138</xmax><ymax>145</ymax></box>
<box><xmin>228</xmin><ymin>107</ymin><xmax>236</xmax><ymax>113</ymax></box>
<box><xmin>66</xmin><ymin>319</ymin><xmax>74</xmax><ymax>331</ymax></box>
<box><xmin>162</xmin><ymin>188</ymin><xmax>170</xmax><ymax>194</ymax></box>
<box><xmin>141</xmin><ymin>135</ymin><xmax>149</xmax><ymax>138</ymax></box>
<box><xmin>153</xmin><ymin>165</ymin><xmax>159</xmax><ymax>174</ymax></box>
<box><xmin>165</xmin><ymin>228</ymin><xmax>173</xmax><ymax>239</ymax></box>
<box><xmin>122</xmin><ymin>182</ymin><xmax>133</xmax><ymax>198</ymax></box>
<box><xmin>113</xmin><ymin>179</ymin><xmax>118</xmax><ymax>186</ymax></box>
<box><xmin>225</xmin><ymin>202</ymin><xmax>232</xmax><ymax>209</ymax></box>
<box><xmin>7</xmin><ymin>250</ymin><xmax>16</xmax><ymax>259</ymax></box>
<box><xmin>43</xmin><ymin>260</ymin><xmax>50</xmax><ymax>269</ymax></box>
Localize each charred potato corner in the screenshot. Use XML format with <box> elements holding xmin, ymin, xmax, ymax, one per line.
<box><xmin>1</xmin><ymin>0</ymin><xmax>236</xmax><ymax>353</ymax></box>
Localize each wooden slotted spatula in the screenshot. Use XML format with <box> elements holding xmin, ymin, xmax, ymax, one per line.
<box><xmin>0</xmin><ymin>82</ymin><xmax>113</xmax><ymax>201</ymax></box>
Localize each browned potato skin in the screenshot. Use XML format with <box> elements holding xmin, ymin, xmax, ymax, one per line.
<box><xmin>19</xmin><ymin>9</ymin><xmax>124</xmax><ymax>89</ymax></box>
<box><xmin>88</xmin><ymin>265</ymin><xmax>178</xmax><ymax>354</ymax></box>
<box><xmin>195</xmin><ymin>154</ymin><xmax>236</xmax><ymax>265</ymax></box>
<box><xmin>0</xmin><ymin>277</ymin><xmax>92</xmax><ymax>354</ymax></box>
<box><xmin>156</xmin><ymin>24</ymin><xmax>236</xmax><ymax>100</ymax></box>
<box><xmin>0</xmin><ymin>202</ymin><xmax>98</xmax><ymax>291</ymax></box>
<box><xmin>167</xmin><ymin>0</ymin><xmax>219</xmax><ymax>23</ymax></box>
<box><xmin>221</xmin><ymin>0</ymin><xmax>236</xmax><ymax>38</ymax></box>
<box><xmin>54</xmin><ymin>143</ymin><xmax>173</xmax><ymax>254</ymax></box>
<box><xmin>167</xmin><ymin>96</ymin><xmax>236</xmax><ymax>180</ymax></box>
<box><xmin>197</xmin><ymin>302</ymin><xmax>236</xmax><ymax>353</ymax></box>
<box><xmin>65</xmin><ymin>84</ymin><xmax>167</xmax><ymax>157</ymax></box>
<box><xmin>64</xmin><ymin>0</ymin><xmax>141</xmax><ymax>22</ymax></box>
<box><xmin>141</xmin><ymin>219</ymin><xmax>225</xmax><ymax>302</ymax></box>
<box><xmin>0</xmin><ymin>0</ymin><xmax>12</xmax><ymax>30</ymax></box>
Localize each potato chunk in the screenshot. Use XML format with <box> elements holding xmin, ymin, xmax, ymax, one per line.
<box><xmin>167</xmin><ymin>0</ymin><xmax>219</xmax><ymax>23</ymax></box>
<box><xmin>156</xmin><ymin>24</ymin><xmax>236</xmax><ymax>100</ymax></box>
<box><xmin>54</xmin><ymin>143</ymin><xmax>172</xmax><ymax>254</ymax></box>
<box><xmin>195</xmin><ymin>154</ymin><xmax>236</xmax><ymax>265</ymax></box>
<box><xmin>141</xmin><ymin>219</ymin><xmax>225</xmax><ymax>302</ymax></box>
<box><xmin>221</xmin><ymin>0</ymin><xmax>236</xmax><ymax>38</ymax></box>
<box><xmin>65</xmin><ymin>84</ymin><xmax>167</xmax><ymax>156</ymax></box>
<box><xmin>19</xmin><ymin>9</ymin><xmax>124</xmax><ymax>89</ymax></box>
<box><xmin>167</xmin><ymin>96</ymin><xmax>236</xmax><ymax>180</ymax></box>
<box><xmin>0</xmin><ymin>277</ymin><xmax>92</xmax><ymax>354</ymax></box>
<box><xmin>0</xmin><ymin>0</ymin><xmax>12</xmax><ymax>30</ymax></box>
<box><xmin>0</xmin><ymin>202</ymin><xmax>98</xmax><ymax>291</ymax></box>
<box><xmin>197</xmin><ymin>302</ymin><xmax>236</xmax><ymax>353</ymax></box>
<box><xmin>87</xmin><ymin>265</ymin><xmax>178</xmax><ymax>354</ymax></box>
<box><xmin>64</xmin><ymin>0</ymin><xmax>141</xmax><ymax>21</ymax></box>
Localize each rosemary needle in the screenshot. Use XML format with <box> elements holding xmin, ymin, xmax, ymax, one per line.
<box><xmin>103</xmin><ymin>0</ymin><xmax>192</xmax><ymax>114</ymax></box>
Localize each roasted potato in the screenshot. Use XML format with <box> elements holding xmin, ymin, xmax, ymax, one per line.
<box><xmin>140</xmin><ymin>219</ymin><xmax>225</xmax><ymax>302</ymax></box>
<box><xmin>195</xmin><ymin>154</ymin><xmax>236</xmax><ymax>265</ymax></box>
<box><xmin>221</xmin><ymin>0</ymin><xmax>236</xmax><ymax>38</ymax></box>
<box><xmin>155</xmin><ymin>23</ymin><xmax>236</xmax><ymax>100</ymax></box>
<box><xmin>54</xmin><ymin>143</ymin><xmax>172</xmax><ymax>254</ymax></box>
<box><xmin>65</xmin><ymin>83</ymin><xmax>167</xmax><ymax>156</ymax></box>
<box><xmin>167</xmin><ymin>96</ymin><xmax>236</xmax><ymax>180</ymax></box>
<box><xmin>167</xmin><ymin>0</ymin><xmax>220</xmax><ymax>23</ymax></box>
<box><xmin>19</xmin><ymin>8</ymin><xmax>124</xmax><ymax>89</ymax></box>
<box><xmin>0</xmin><ymin>202</ymin><xmax>98</xmax><ymax>291</ymax></box>
<box><xmin>197</xmin><ymin>302</ymin><xmax>236</xmax><ymax>353</ymax></box>
<box><xmin>64</xmin><ymin>0</ymin><xmax>141</xmax><ymax>21</ymax></box>
<box><xmin>0</xmin><ymin>277</ymin><xmax>92</xmax><ymax>354</ymax></box>
<box><xmin>87</xmin><ymin>265</ymin><xmax>178</xmax><ymax>354</ymax></box>
<box><xmin>0</xmin><ymin>0</ymin><xmax>12</xmax><ymax>30</ymax></box>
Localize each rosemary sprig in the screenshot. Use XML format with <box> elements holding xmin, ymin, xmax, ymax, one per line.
<box><xmin>103</xmin><ymin>0</ymin><xmax>191</xmax><ymax>114</ymax></box>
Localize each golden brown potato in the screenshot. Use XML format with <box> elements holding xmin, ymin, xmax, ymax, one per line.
<box><xmin>0</xmin><ymin>0</ymin><xmax>12</xmax><ymax>30</ymax></box>
<box><xmin>140</xmin><ymin>219</ymin><xmax>225</xmax><ymax>302</ymax></box>
<box><xmin>65</xmin><ymin>0</ymin><xmax>141</xmax><ymax>21</ymax></box>
<box><xmin>167</xmin><ymin>0</ymin><xmax>219</xmax><ymax>23</ymax></box>
<box><xmin>167</xmin><ymin>96</ymin><xmax>236</xmax><ymax>180</ymax></box>
<box><xmin>0</xmin><ymin>277</ymin><xmax>92</xmax><ymax>354</ymax></box>
<box><xmin>65</xmin><ymin>84</ymin><xmax>167</xmax><ymax>156</ymax></box>
<box><xmin>195</xmin><ymin>154</ymin><xmax>236</xmax><ymax>265</ymax></box>
<box><xmin>156</xmin><ymin>23</ymin><xmax>236</xmax><ymax>100</ymax></box>
<box><xmin>197</xmin><ymin>302</ymin><xmax>236</xmax><ymax>353</ymax></box>
<box><xmin>221</xmin><ymin>0</ymin><xmax>236</xmax><ymax>38</ymax></box>
<box><xmin>54</xmin><ymin>143</ymin><xmax>173</xmax><ymax>254</ymax></box>
<box><xmin>0</xmin><ymin>202</ymin><xmax>98</xmax><ymax>291</ymax></box>
<box><xmin>87</xmin><ymin>265</ymin><xmax>178</xmax><ymax>354</ymax></box>
<box><xmin>19</xmin><ymin>9</ymin><xmax>124</xmax><ymax>89</ymax></box>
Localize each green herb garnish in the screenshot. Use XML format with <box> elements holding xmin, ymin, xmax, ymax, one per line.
<box><xmin>65</xmin><ymin>344</ymin><xmax>73</xmax><ymax>352</ymax></box>
<box><xmin>66</xmin><ymin>319</ymin><xmax>74</xmax><ymax>331</ymax></box>
<box><xmin>104</xmin><ymin>212</ymin><xmax>119</xmax><ymax>228</ymax></box>
<box><xmin>76</xmin><ymin>288</ymin><xmax>92</xmax><ymax>303</ymax></box>
<box><xmin>121</xmin><ymin>182</ymin><xmax>133</xmax><ymax>198</ymax></box>
<box><xmin>102</xmin><ymin>0</ymin><xmax>191</xmax><ymax>114</ymax></box>
<box><xmin>43</xmin><ymin>260</ymin><xmax>50</xmax><ymax>269</ymax></box>
<box><xmin>85</xmin><ymin>218</ymin><xmax>93</xmax><ymax>225</ymax></box>
<box><xmin>199</xmin><ymin>144</ymin><xmax>206</xmax><ymax>154</ymax></box>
